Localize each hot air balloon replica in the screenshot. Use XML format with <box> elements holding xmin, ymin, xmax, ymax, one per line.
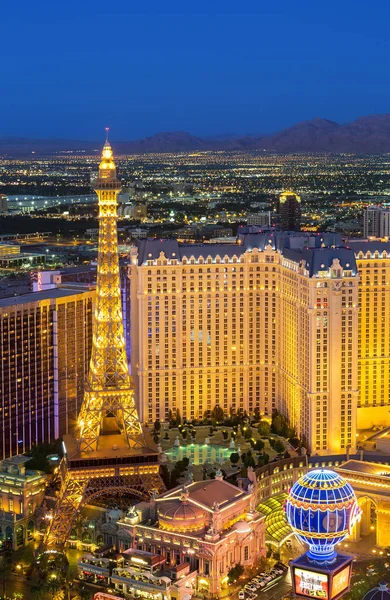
<box><xmin>285</xmin><ymin>469</ymin><xmax>361</xmax><ymax>600</ymax></box>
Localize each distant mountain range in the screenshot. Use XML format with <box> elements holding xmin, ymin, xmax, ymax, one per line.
<box><xmin>3</xmin><ymin>114</ymin><xmax>390</xmax><ymax>156</ymax></box>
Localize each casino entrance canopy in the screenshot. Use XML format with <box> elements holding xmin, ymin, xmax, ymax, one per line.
<box><xmin>257</xmin><ymin>493</ymin><xmax>294</xmax><ymax>547</ymax></box>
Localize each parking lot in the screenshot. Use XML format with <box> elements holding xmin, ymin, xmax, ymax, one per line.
<box><xmin>237</xmin><ymin>562</ymin><xmax>291</xmax><ymax>599</ymax></box>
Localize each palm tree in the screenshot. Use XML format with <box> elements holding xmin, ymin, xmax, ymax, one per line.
<box><xmin>44</xmin><ymin>578</ymin><xmax>63</xmax><ymax>600</ymax></box>
<box><xmin>31</xmin><ymin>587</ymin><xmax>50</xmax><ymax>600</ymax></box>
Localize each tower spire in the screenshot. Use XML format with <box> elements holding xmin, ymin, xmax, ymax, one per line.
<box><xmin>77</xmin><ymin>135</ymin><xmax>144</xmax><ymax>452</ymax></box>
<box><xmin>41</xmin><ymin>133</ymin><xmax>164</xmax><ymax>550</ymax></box>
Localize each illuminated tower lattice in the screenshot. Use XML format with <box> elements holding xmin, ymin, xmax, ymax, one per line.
<box><xmin>43</xmin><ymin>134</ymin><xmax>164</xmax><ymax>549</ymax></box>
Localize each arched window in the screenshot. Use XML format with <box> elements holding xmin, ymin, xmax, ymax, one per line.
<box><xmin>16</xmin><ymin>525</ymin><xmax>23</xmax><ymax>546</ymax></box>
<box><xmin>5</xmin><ymin>526</ymin><xmax>13</xmax><ymax>542</ymax></box>
<box><xmin>244</xmin><ymin>546</ymin><xmax>249</xmax><ymax>561</ymax></box>
<box><xmin>82</xmin><ymin>531</ymin><xmax>92</xmax><ymax>543</ymax></box>
<box><xmin>27</xmin><ymin>521</ymin><xmax>34</xmax><ymax>541</ymax></box>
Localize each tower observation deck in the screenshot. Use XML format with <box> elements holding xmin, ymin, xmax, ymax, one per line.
<box><xmin>43</xmin><ymin>134</ymin><xmax>164</xmax><ymax>549</ymax></box>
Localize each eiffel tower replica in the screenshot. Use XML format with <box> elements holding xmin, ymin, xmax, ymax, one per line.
<box><xmin>43</xmin><ymin>133</ymin><xmax>164</xmax><ymax>549</ymax></box>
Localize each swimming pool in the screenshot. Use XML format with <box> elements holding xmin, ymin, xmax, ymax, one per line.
<box><xmin>165</xmin><ymin>443</ymin><xmax>233</xmax><ymax>465</ymax></box>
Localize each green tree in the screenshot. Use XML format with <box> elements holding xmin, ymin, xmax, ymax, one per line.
<box><xmin>228</xmin><ymin>563</ymin><xmax>244</xmax><ymax>583</ymax></box>
<box><xmin>230</xmin><ymin>452</ymin><xmax>240</xmax><ymax>466</ymax></box>
<box><xmin>154</xmin><ymin>418</ymin><xmax>161</xmax><ymax>433</ymax></box>
<box><xmin>243</xmin><ymin>426</ymin><xmax>252</xmax><ymax>440</ymax></box>
<box><xmin>176</xmin><ymin>409</ymin><xmax>182</xmax><ymax>425</ymax></box>
<box><xmin>44</xmin><ymin>578</ymin><xmax>63</xmax><ymax>600</ymax></box>
<box><xmin>271</xmin><ymin>410</ymin><xmax>289</xmax><ymax>437</ymax></box>
<box><xmin>274</xmin><ymin>439</ymin><xmax>285</xmax><ymax>454</ymax></box>
<box><xmin>254</xmin><ymin>439</ymin><xmax>265</xmax><ymax>452</ymax></box>
<box><xmin>289</xmin><ymin>436</ymin><xmax>301</xmax><ymax>449</ymax></box>
<box><xmin>76</xmin><ymin>586</ymin><xmax>94</xmax><ymax>600</ymax></box>
<box><xmin>160</xmin><ymin>464</ymin><xmax>170</xmax><ymax>488</ymax></box>
<box><xmin>245</xmin><ymin>555</ymin><xmax>268</xmax><ymax>579</ymax></box>
<box><xmin>211</xmin><ymin>405</ymin><xmax>224</xmax><ymax>422</ymax></box>
<box><xmin>254</xmin><ymin>406</ymin><xmax>261</xmax><ymax>421</ymax></box>
<box><xmin>241</xmin><ymin>451</ymin><xmax>256</xmax><ymax>468</ymax></box>
<box><xmin>258</xmin><ymin>420</ymin><xmax>271</xmax><ymax>436</ymax></box>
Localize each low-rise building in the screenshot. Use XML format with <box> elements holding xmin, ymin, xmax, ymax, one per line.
<box><xmin>78</xmin><ymin>473</ymin><xmax>266</xmax><ymax>599</ymax></box>
<box><xmin>0</xmin><ymin>456</ymin><xmax>46</xmax><ymax>549</ymax></box>
<box><xmin>116</xmin><ymin>474</ymin><xmax>265</xmax><ymax>598</ymax></box>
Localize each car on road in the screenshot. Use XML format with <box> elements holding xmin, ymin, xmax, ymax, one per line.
<box><xmin>238</xmin><ymin>591</ymin><xmax>245</xmax><ymax>599</ymax></box>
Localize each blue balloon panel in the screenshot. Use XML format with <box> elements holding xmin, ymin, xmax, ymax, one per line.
<box><xmin>285</xmin><ymin>469</ymin><xmax>360</xmax><ymax>562</ymax></box>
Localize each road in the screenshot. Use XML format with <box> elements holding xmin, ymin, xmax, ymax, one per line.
<box><xmin>231</xmin><ymin>573</ymin><xmax>292</xmax><ymax>600</ymax></box>
<box><xmin>2</xmin><ymin>573</ymin><xmax>35</xmax><ymax>599</ymax></box>
<box><xmin>259</xmin><ymin>577</ymin><xmax>292</xmax><ymax>599</ymax></box>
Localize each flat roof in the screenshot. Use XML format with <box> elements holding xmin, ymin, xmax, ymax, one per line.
<box><xmin>336</xmin><ymin>460</ymin><xmax>390</xmax><ymax>476</ymax></box>
<box><xmin>0</xmin><ymin>286</ymin><xmax>93</xmax><ymax>308</ymax></box>
<box><xmin>159</xmin><ymin>478</ymin><xmax>247</xmax><ymax>510</ymax></box>
<box><xmin>64</xmin><ymin>430</ymin><xmax>158</xmax><ymax>462</ymax></box>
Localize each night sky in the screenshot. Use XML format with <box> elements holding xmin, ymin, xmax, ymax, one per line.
<box><xmin>2</xmin><ymin>0</ymin><xmax>390</xmax><ymax>140</ymax></box>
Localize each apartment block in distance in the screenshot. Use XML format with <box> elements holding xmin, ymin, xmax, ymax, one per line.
<box><xmin>129</xmin><ymin>230</ymin><xmax>360</xmax><ymax>455</ymax></box>
<box><xmin>0</xmin><ymin>286</ymin><xmax>94</xmax><ymax>459</ymax></box>
<box><xmin>363</xmin><ymin>205</ymin><xmax>390</xmax><ymax>238</ymax></box>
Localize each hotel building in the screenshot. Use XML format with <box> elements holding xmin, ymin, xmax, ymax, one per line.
<box><xmin>349</xmin><ymin>240</ymin><xmax>390</xmax><ymax>429</ymax></box>
<box><xmin>32</xmin><ymin>262</ymin><xmax>131</xmax><ymax>363</ymax></box>
<box><xmin>0</xmin><ymin>286</ymin><xmax>94</xmax><ymax>459</ymax></box>
<box><xmin>130</xmin><ymin>230</ymin><xmax>361</xmax><ymax>454</ymax></box>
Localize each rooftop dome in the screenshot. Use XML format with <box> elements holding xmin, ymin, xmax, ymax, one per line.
<box><xmin>158</xmin><ymin>497</ymin><xmax>207</xmax><ymax>533</ymax></box>
<box><xmin>363</xmin><ymin>582</ymin><xmax>390</xmax><ymax>599</ymax></box>
<box><xmin>233</xmin><ymin>521</ymin><xmax>252</xmax><ymax>534</ymax></box>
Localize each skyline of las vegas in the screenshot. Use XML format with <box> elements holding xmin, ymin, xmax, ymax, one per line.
<box><xmin>2</xmin><ymin>1</ymin><xmax>390</xmax><ymax>599</ymax></box>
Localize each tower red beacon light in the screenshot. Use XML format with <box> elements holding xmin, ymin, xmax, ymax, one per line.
<box><xmin>285</xmin><ymin>469</ymin><xmax>361</xmax><ymax>600</ymax></box>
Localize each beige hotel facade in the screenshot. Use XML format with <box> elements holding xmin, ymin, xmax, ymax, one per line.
<box><xmin>129</xmin><ymin>231</ymin><xmax>390</xmax><ymax>455</ymax></box>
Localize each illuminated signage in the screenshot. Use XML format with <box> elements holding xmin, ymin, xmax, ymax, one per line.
<box><xmin>331</xmin><ymin>566</ymin><xmax>350</xmax><ymax>599</ymax></box>
<box><xmin>94</xmin><ymin>593</ymin><xmax>123</xmax><ymax>600</ymax></box>
<box><xmin>294</xmin><ymin>567</ymin><xmax>329</xmax><ymax>599</ymax></box>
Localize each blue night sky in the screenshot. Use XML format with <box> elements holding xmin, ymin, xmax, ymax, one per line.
<box><xmin>2</xmin><ymin>0</ymin><xmax>390</xmax><ymax>140</ymax></box>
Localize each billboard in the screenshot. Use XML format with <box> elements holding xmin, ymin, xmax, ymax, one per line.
<box><xmin>294</xmin><ymin>567</ymin><xmax>329</xmax><ymax>598</ymax></box>
<box><xmin>291</xmin><ymin>554</ymin><xmax>353</xmax><ymax>600</ymax></box>
<box><xmin>331</xmin><ymin>565</ymin><xmax>351</xmax><ymax>599</ymax></box>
